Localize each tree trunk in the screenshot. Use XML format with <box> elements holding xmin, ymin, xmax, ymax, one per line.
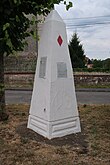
<box><xmin>0</xmin><ymin>53</ymin><xmax>8</xmax><ymax>121</ymax></box>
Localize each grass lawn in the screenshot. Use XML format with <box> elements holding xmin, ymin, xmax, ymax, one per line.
<box><xmin>0</xmin><ymin>104</ymin><xmax>110</xmax><ymax>165</ymax></box>
<box><xmin>75</xmin><ymin>84</ymin><xmax>110</xmax><ymax>89</ymax></box>
<box><xmin>5</xmin><ymin>84</ymin><xmax>110</xmax><ymax>90</ymax></box>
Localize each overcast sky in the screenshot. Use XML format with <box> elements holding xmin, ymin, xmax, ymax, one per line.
<box><xmin>55</xmin><ymin>0</ymin><xmax>110</xmax><ymax>60</ymax></box>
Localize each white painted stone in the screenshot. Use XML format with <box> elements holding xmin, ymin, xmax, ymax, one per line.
<box><xmin>27</xmin><ymin>10</ymin><xmax>81</xmax><ymax>139</ymax></box>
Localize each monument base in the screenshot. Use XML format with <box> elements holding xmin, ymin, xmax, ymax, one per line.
<box><xmin>28</xmin><ymin>115</ymin><xmax>81</xmax><ymax>139</ymax></box>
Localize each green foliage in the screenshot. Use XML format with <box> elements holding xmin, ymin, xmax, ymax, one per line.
<box><xmin>0</xmin><ymin>83</ymin><xmax>5</xmax><ymax>93</ymax></box>
<box><xmin>68</xmin><ymin>33</ymin><xmax>85</xmax><ymax>69</ymax></box>
<box><xmin>103</xmin><ymin>58</ymin><xmax>110</xmax><ymax>69</ymax></box>
<box><xmin>0</xmin><ymin>0</ymin><xmax>72</xmax><ymax>56</ymax></box>
<box><xmin>64</xmin><ymin>1</ymin><xmax>73</xmax><ymax>10</ymax></box>
<box><xmin>92</xmin><ymin>58</ymin><xmax>110</xmax><ymax>70</ymax></box>
<box><xmin>92</xmin><ymin>59</ymin><xmax>103</xmax><ymax>68</ymax></box>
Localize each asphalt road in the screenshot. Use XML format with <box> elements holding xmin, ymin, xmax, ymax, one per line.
<box><xmin>5</xmin><ymin>89</ymin><xmax>110</xmax><ymax>104</ymax></box>
<box><xmin>76</xmin><ymin>91</ymin><xmax>110</xmax><ymax>104</ymax></box>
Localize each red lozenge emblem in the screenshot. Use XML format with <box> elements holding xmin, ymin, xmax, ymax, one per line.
<box><xmin>57</xmin><ymin>35</ymin><xmax>63</xmax><ymax>46</ymax></box>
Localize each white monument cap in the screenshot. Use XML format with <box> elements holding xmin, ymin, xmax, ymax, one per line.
<box><xmin>45</xmin><ymin>10</ymin><xmax>64</xmax><ymax>23</ymax></box>
<box><xmin>28</xmin><ymin>10</ymin><xmax>81</xmax><ymax>139</ymax></box>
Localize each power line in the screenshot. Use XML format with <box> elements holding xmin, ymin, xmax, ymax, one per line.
<box><xmin>64</xmin><ymin>14</ymin><xmax>110</xmax><ymax>29</ymax></box>
<box><xmin>86</xmin><ymin>50</ymin><xmax>110</xmax><ymax>52</ymax></box>
<box><xmin>63</xmin><ymin>15</ymin><xmax>110</xmax><ymax>20</ymax></box>
<box><xmin>66</xmin><ymin>21</ymin><xmax>110</xmax><ymax>29</ymax></box>
<box><xmin>65</xmin><ymin>19</ymin><xmax>110</xmax><ymax>24</ymax></box>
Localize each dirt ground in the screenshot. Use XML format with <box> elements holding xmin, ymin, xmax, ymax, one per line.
<box><xmin>0</xmin><ymin>104</ymin><xmax>110</xmax><ymax>165</ymax></box>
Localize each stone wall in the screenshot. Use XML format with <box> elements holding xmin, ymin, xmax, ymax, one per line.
<box><xmin>4</xmin><ymin>53</ymin><xmax>37</xmax><ymax>72</ymax></box>
<box><xmin>74</xmin><ymin>72</ymin><xmax>110</xmax><ymax>85</ymax></box>
<box><xmin>4</xmin><ymin>72</ymin><xmax>110</xmax><ymax>89</ymax></box>
<box><xmin>5</xmin><ymin>72</ymin><xmax>34</xmax><ymax>88</ymax></box>
<box><xmin>4</xmin><ymin>56</ymin><xmax>110</xmax><ymax>88</ymax></box>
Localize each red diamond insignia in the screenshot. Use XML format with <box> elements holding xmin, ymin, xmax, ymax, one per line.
<box><xmin>57</xmin><ymin>35</ymin><xmax>63</xmax><ymax>46</ymax></box>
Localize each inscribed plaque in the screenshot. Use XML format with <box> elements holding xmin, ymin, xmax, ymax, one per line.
<box><xmin>57</xmin><ymin>62</ymin><xmax>67</xmax><ymax>78</ymax></box>
<box><xmin>39</xmin><ymin>57</ymin><xmax>47</xmax><ymax>78</ymax></box>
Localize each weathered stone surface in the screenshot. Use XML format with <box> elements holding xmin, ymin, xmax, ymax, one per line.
<box><xmin>5</xmin><ymin>72</ymin><xmax>110</xmax><ymax>89</ymax></box>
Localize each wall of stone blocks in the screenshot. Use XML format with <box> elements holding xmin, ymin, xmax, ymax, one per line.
<box><xmin>4</xmin><ymin>72</ymin><xmax>110</xmax><ymax>89</ymax></box>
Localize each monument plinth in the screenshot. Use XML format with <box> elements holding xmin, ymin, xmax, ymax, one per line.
<box><xmin>27</xmin><ymin>10</ymin><xmax>81</xmax><ymax>139</ymax></box>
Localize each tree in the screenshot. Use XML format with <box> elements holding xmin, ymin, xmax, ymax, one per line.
<box><xmin>103</xmin><ymin>58</ymin><xmax>110</xmax><ymax>70</ymax></box>
<box><xmin>68</xmin><ymin>33</ymin><xmax>85</xmax><ymax>69</ymax></box>
<box><xmin>0</xmin><ymin>0</ymin><xmax>72</xmax><ymax>121</ymax></box>
<box><xmin>92</xmin><ymin>59</ymin><xmax>103</xmax><ymax>68</ymax></box>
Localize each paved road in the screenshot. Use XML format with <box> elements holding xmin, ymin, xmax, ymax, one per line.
<box><xmin>5</xmin><ymin>90</ymin><xmax>32</xmax><ymax>104</ymax></box>
<box><xmin>76</xmin><ymin>91</ymin><xmax>110</xmax><ymax>104</ymax></box>
<box><xmin>5</xmin><ymin>89</ymin><xmax>110</xmax><ymax>104</ymax></box>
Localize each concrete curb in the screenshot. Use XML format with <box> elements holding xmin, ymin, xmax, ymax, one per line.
<box><xmin>76</xmin><ymin>88</ymin><xmax>110</xmax><ymax>92</ymax></box>
<box><xmin>6</xmin><ymin>88</ymin><xmax>33</xmax><ymax>91</ymax></box>
<box><xmin>5</xmin><ymin>88</ymin><xmax>110</xmax><ymax>92</ymax></box>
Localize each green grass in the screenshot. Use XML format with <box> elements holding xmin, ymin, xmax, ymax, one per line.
<box><xmin>76</xmin><ymin>84</ymin><xmax>110</xmax><ymax>88</ymax></box>
<box><xmin>5</xmin><ymin>82</ymin><xmax>110</xmax><ymax>89</ymax></box>
<box><xmin>0</xmin><ymin>104</ymin><xmax>110</xmax><ymax>165</ymax></box>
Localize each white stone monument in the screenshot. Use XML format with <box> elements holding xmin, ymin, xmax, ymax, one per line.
<box><xmin>27</xmin><ymin>10</ymin><xmax>81</xmax><ymax>139</ymax></box>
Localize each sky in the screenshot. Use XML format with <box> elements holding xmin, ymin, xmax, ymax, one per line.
<box><xmin>55</xmin><ymin>0</ymin><xmax>110</xmax><ymax>60</ymax></box>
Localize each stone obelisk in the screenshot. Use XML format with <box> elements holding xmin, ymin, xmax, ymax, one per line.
<box><xmin>27</xmin><ymin>10</ymin><xmax>81</xmax><ymax>139</ymax></box>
